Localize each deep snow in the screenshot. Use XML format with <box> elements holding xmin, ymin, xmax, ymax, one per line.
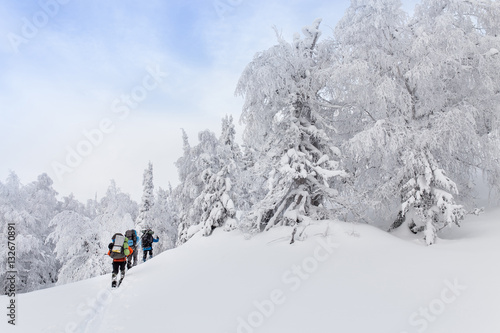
<box><xmin>1</xmin><ymin>209</ymin><xmax>499</xmax><ymax>333</ymax></box>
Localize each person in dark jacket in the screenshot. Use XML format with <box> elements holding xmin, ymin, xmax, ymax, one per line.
<box><xmin>141</xmin><ymin>228</ymin><xmax>159</xmax><ymax>262</ymax></box>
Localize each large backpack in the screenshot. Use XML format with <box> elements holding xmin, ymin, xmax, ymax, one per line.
<box><xmin>141</xmin><ymin>230</ymin><xmax>154</xmax><ymax>248</ymax></box>
<box><xmin>125</xmin><ymin>229</ymin><xmax>137</xmax><ymax>247</ymax></box>
<box><xmin>110</xmin><ymin>233</ymin><xmax>130</xmax><ymax>259</ymax></box>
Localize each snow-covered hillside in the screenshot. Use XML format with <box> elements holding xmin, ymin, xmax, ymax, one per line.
<box><xmin>2</xmin><ymin>209</ymin><xmax>499</xmax><ymax>333</ymax></box>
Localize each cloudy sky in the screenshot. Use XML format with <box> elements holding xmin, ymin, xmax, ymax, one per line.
<box><xmin>0</xmin><ymin>0</ymin><xmax>419</xmax><ymax>202</ymax></box>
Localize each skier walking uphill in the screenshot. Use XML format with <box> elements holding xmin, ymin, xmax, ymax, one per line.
<box><xmin>125</xmin><ymin>229</ymin><xmax>139</xmax><ymax>269</ymax></box>
<box><xmin>141</xmin><ymin>228</ymin><xmax>159</xmax><ymax>262</ymax></box>
<box><xmin>108</xmin><ymin>233</ymin><xmax>133</xmax><ymax>288</ymax></box>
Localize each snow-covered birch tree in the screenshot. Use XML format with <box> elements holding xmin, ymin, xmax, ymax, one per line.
<box><xmin>408</xmin><ymin>0</ymin><xmax>500</xmax><ymax>199</ymax></box>
<box><xmin>329</xmin><ymin>0</ymin><xmax>500</xmax><ymax>243</ymax></box>
<box><xmin>327</xmin><ymin>0</ymin><xmax>413</xmax><ymax>223</ymax></box>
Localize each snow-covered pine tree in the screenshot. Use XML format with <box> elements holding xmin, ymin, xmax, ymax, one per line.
<box><xmin>236</xmin><ymin>19</ymin><xmax>347</xmax><ymax>233</ymax></box>
<box><xmin>174</xmin><ymin>129</ymin><xmax>206</xmax><ymax>244</ymax></box>
<box><xmin>190</xmin><ymin>115</ymin><xmax>243</xmax><ymax>237</ymax></box>
<box><xmin>219</xmin><ymin>115</ymin><xmax>242</xmax><ymax>196</ymax></box>
<box><xmin>197</xmin><ymin>164</ymin><xmax>236</xmax><ymax>236</ymax></box>
<box><xmin>237</xmin><ymin>145</ymin><xmax>264</xmax><ymax>212</ymax></box>
<box><xmin>136</xmin><ymin>162</ymin><xmax>155</xmax><ymax>232</ymax></box>
<box><xmin>395</xmin><ymin>149</ymin><xmax>466</xmax><ymax>245</ymax></box>
<box><xmin>176</xmin><ymin>129</ymin><xmax>227</xmax><ymax>243</ymax></box>
<box><xmin>220</xmin><ymin>115</ymin><xmax>238</xmax><ymax>152</ymax></box>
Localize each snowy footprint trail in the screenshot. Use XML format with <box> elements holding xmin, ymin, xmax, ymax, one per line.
<box><xmin>78</xmin><ymin>268</ymin><xmax>141</xmax><ymax>333</ymax></box>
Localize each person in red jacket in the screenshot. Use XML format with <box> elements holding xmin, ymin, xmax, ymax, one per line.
<box><xmin>107</xmin><ymin>234</ymin><xmax>134</xmax><ymax>288</ymax></box>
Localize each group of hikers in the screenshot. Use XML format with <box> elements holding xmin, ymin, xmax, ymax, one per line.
<box><xmin>107</xmin><ymin>228</ymin><xmax>160</xmax><ymax>288</ymax></box>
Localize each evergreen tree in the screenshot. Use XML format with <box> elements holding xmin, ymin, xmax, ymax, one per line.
<box><xmin>197</xmin><ymin>163</ymin><xmax>236</xmax><ymax>236</ymax></box>
<box><xmin>236</xmin><ymin>19</ymin><xmax>347</xmax><ymax>232</ymax></box>
<box><xmin>136</xmin><ymin>162</ymin><xmax>155</xmax><ymax>232</ymax></box>
<box><xmin>391</xmin><ymin>149</ymin><xmax>466</xmax><ymax>245</ymax></box>
<box><xmin>220</xmin><ymin>116</ymin><xmax>247</xmax><ymax>210</ymax></box>
<box><xmin>174</xmin><ymin>130</ymin><xmax>204</xmax><ymax>244</ymax></box>
<box><xmin>176</xmin><ymin>130</ymin><xmax>220</xmax><ymax>243</ymax></box>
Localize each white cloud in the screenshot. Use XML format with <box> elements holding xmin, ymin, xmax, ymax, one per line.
<box><xmin>0</xmin><ymin>0</ymin><xmax>422</xmax><ymax>202</ymax></box>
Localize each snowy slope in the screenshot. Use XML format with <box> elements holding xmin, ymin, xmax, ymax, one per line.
<box><xmin>2</xmin><ymin>209</ymin><xmax>499</xmax><ymax>333</ymax></box>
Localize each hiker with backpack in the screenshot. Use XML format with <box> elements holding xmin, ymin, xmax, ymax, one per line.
<box><xmin>141</xmin><ymin>228</ymin><xmax>159</xmax><ymax>262</ymax></box>
<box><xmin>125</xmin><ymin>229</ymin><xmax>139</xmax><ymax>269</ymax></box>
<box><xmin>107</xmin><ymin>232</ymin><xmax>134</xmax><ymax>288</ymax></box>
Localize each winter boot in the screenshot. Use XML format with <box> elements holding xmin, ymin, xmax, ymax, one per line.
<box><xmin>118</xmin><ymin>270</ymin><xmax>125</xmax><ymax>287</ymax></box>
<box><xmin>111</xmin><ymin>273</ymin><xmax>118</xmax><ymax>288</ymax></box>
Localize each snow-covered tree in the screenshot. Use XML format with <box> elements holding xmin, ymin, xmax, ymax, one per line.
<box><xmin>150</xmin><ymin>186</ymin><xmax>178</xmax><ymax>252</ymax></box>
<box><xmin>100</xmin><ymin>180</ymin><xmax>138</xmax><ymax>220</ymax></box>
<box><xmin>46</xmin><ymin>179</ymin><xmax>138</xmax><ymax>286</ymax></box>
<box><xmin>197</xmin><ymin>166</ymin><xmax>236</xmax><ymax>236</ymax></box>
<box><xmin>393</xmin><ymin>149</ymin><xmax>466</xmax><ymax>245</ymax></box>
<box><xmin>24</xmin><ymin>173</ymin><xmax>59</xmax><ymax>226</ymax></box>
<box><xmin>330</xmin><ymin>0</ymin><xmax>411</xmax><ymax>126</ymax></box>
<box><xmin>58</xmin><ymin>193</ymin><xmax>86</xmax><ymax>216</ymax></box>
<box><xmin>176</xmin><ymin>130</ymin><xmax>221</xmax><ymax>243</ymax></box>
<box><xmin>0</xmin><ymin>173</ymin><xmax>59</xmax><ymax>293</ymax></box>
<box><xmin>175</xmin><ymin>117</ymin><xmax>241</xmax><ymax>243</ymax></box>
<box><xmin>174</xmin><ymin>130</ymin><xmax>206</xmax><ymax>244</ymax></box>
<box><xmin>236</xmin><ymin>19</ymin><xmax>347</xmax><ymax>232</ymax></box>
<box><xmin>136</xmin><ymin>162</ymin><xmax>155</xmax><ymax>232</ymax></box>
<box><xmin>47</xmin><ymin>211</ymin><xmax>108</xmax><ymax>285</ymax></box>
<box><xmin>327</xmin><ymin>0</ymin><xmax>413</xmax><ymax>222</ymax></box>
<box><xmin>408</xmin><ymin>0</ymin><xmax>500</xmax><ymax>197</ymax></box>
<box><xmin>236</xmin><ymin>145</ymin><xmax>265</xmax><ymax>212</ymax></box>
<box><xmin>327</xmin><ymin>0</ymin><xmax>500</xmax><ymax>242</ymax></box>
<box><xmin>219</xmin><ymin>115</ymin><xmax>263</xmax><ymax>215</ymax></box>
<box><xmin>93</xmin><ymin>180</ymin><xmax>137</xmax><ymax>237</ymax></box>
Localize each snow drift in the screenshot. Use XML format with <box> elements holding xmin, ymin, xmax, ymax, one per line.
<box><xmin>1</xmin><ymin>209</ymin><xmax>499</xmax><ymax>333</ymax></box>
